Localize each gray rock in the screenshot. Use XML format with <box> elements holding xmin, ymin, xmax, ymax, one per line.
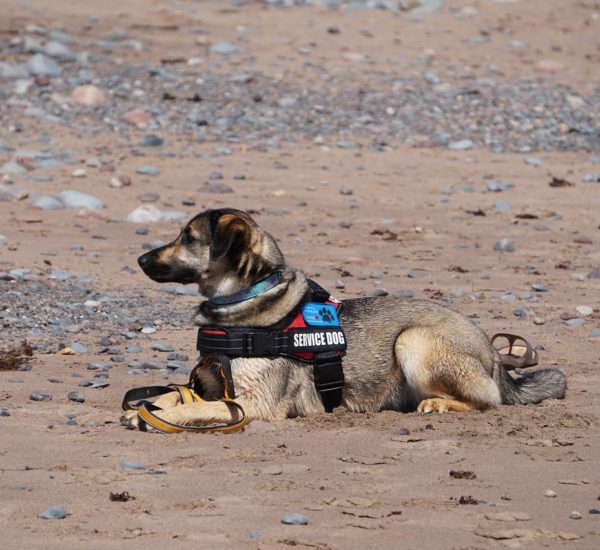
<box><xmin>278</xmin><ymin>96</ymin><xmax>298</xmax><ymax>107</ymax></box>
<box><xmin>513</xmin><ymin>308</ymin><xmax>527</xmax><ymax>319</ymax></box>
<box><xmin>531</xmin><ymin>283</ymin><xmax>549</xmax><ymax>292</ymax></box>
<box><xmin>486</xmin><ymin>181</ymin><xmax>514</xmax><ymax>192</ymax></box>
<box><xmin>30</xmin><ymin>391</ymin><xmax>52</xmax><ymax>401</ymax></box>
<box><xmin>141</xmin><ymin>134</ymin><xmax>163</xmax><ymax>147</ymax></box>
<box><xmin>525</xmin><ymin>156</ymin><xmax>544</xmax><ymax>166</ymax></box>
<box><xmin>151</xmin><ymin>342</ymin><xmax>175</xmax><ymax>352</ymax></box>
<box><xmin>583</xmin><ymin>173</ymin><xmax>600</xmax><ymax>183</ymax></box>
<box><xmin>32</xmin><ymin>195</ymin><xmax>65</xmax><ymax>211</ymax></box>
<box><xmin>43</xmin><ymin>40</ymin><xmax>76</xmax><ymax>61</ymax></box>
<box><xmin>281</xmin><ymin>512</ymin><xmax>308</xmax><ymax>525</ymax></box>
<box><xmin>127</xmin><ymin>345</ymin><xmax>143</xmax><ymax>353</ymax></box>
<box><xmin>119</xmin><ymin>460</ymin><xmax>145</xmax><ymax>470</ymax></box>
<box><xmin>39</xmin><ymin>506</ymin><xmax>66</xmax><ymax>520</ymax></box>
<box><xmin>209</xmin><ymin>171</ymin><xmax>223</xmax><ymax>180</ymax></box>
<box><xmin>588</xmin><ymin>330</ymin><xmax>600</xmax><ymax>338</ymax></box>
<box><xmin>493</xmin><ymin>238</ymin><xmax>515</xmax><ymax>252</ymax></box>
<box><xmin>135</xmin><ymin>226</ymin><xmax>149</xmax><ymax>235</ymax></box>
<box><xmin>0</xmin><ymin>61</ymin><xmax>29</xmax><ymax>80</ymax></box>
<box><xmin>57</xmin><ymin>190</ymin><xmax>105</xmax><ymax>209</ymax></box>
<box><xmin>136</xmin><ymin>165</ymin><xmax>160</xmax><ymax>176</ymax></box>
<box><xmin>200</xmin><ymin>182</ymin><xmax>233</xmax><ymax>194</ymax></box>
<box><xmin>67</xmin><ymin>342</ymin><xmax>86</xmax><ymax>353</ymax></box>
<box><xmin>68</xmin><ymin>391</ymin><xmax>85</xmax><ymax>403</ymax></box>
<box><xmin>27</xmin><ymin>53</ymin><xmax>61</xmax><ymax>77</ymax></box>
<box><xmin>210</xmin><ymin>42</ymin><xmax>241</xmax><ymax>55</ymax></box>
<box><xmin>110</xmin><ymin>355</ymin><xmax>125</xmax><ymax>362</ymax></box>
<box><xmin>1</xmin><ymin>408</ymin><xmax>10</xmax><ymax>416</ymax></box>
<box><xmin>494</xmin><ymin>199</ymin><xmax>510</xmax><ymax>212</ymax></box>
<box><xmin>161</xmin><ymin>211</ymin><xmax>188</xmax><ymax>221</ymax></box>
<box><xmin>448</xmin><ymin>139</ymin><xmax>474</xmax><ymax>151</ymax></box>
<box><xmin>10</xmin><ymin>268</ymin><xmax>32</xmax><ymax>280</ymax></box>
<box><xmin>394</xmin><ymin>289</ymin><xmax>415</xmax><ymax>298</ymax></box>
<box><xmin>49</xmin><ymin>269</ymin><xmax>70</xmax><ymax>281</ymax></box>
<box><xmin>175</xmin><ymin>285</ymin><xmax>199</xmax><ymax>296</ymax></box>
<box><xmin>564</xmin><ymin>318</ymin><xmax>585</xmax><ymax>328</ymax></box>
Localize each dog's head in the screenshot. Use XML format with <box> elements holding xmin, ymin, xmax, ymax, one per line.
<box><xmin>137</xmin><ymin>208</ymin><xmax>285</xmax><ymax>296</ymax></box>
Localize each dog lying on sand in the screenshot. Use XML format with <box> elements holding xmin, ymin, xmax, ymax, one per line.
<box><xmin>122</xmin><ymin>208</ymin><xmax>566</xmax><ymax>431</ymax></box>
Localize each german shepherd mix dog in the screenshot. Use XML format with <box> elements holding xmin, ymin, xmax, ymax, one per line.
<box><xmin>123</xmin><ymin>208</ymin><xmax>566</xmax><ymax>430</ymax></box>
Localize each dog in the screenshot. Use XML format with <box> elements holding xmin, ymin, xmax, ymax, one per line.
<box><xmin>122</xmin><ymin>208</ymin><xmax>566</xmax><ymax>430</ymax></box>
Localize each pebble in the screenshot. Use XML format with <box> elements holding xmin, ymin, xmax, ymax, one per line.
<box><xmin>575</xmin><ymin>305</ymin><xmax>593</xmax><ymax>317</ymax></box>
<box><xmin>583</xmin><ymin>173</ymin><xmax>600</xmax><ymax>183</ymax></box>
<box><xmin>67</xmin><ymin>391</ymin><xmax>85</xmax><ymax>403</ymax></box>
<box><xmin>151</xmin><ymin>342</ymin><xmax>175</xmax><ymax>352</ymax></box>
<box><xmin>110</xmin><ymin>175</ymin><xmax>131</xmax><ymax>188</ymax></box>
<box><xmin>486</xmin><ymin>181</ymin><xmax>513</xmax><ymax>192</ymax></box>
<box><xmin>31</xmin><ymin>195</ymin><xmax>65</xmax><ymax>211</ymax></box>
<box><xmin>493</xmin><ymin>238</ymin><xmax>515</xmax><ymax>252</ymax></box>
<box><xmin>27</xmin><ymin>53</ymin><xmax>61</xmax><ymax>76</ymax></box>
<box><xmin>136</xmin><ymin>165</ymin><xmax>160</xmax><ymax>176</ymax></box>
<box><xmin>525</xmin><ymin>156</ymin><xmax>544</xmax><ymax>166</ymax></box>
<box><xmin>127</xmin><ymin>205</ymin><xmax>162</xmax><ymax>223</ymax></box>
<box><xmin>141</xmin><ymin>327</ymin><xmax>157</xmax><ymax>334</ymax></box>
<box><xmin>564</xmin><ymin>318</ymin><xmax>585</xmax><ymax>328</ymax></box>
<box><xmin>43</xmin><ymin>40</ymin><xmax>75</xmax><ymax>61</ymax></box>
<box><xmin>135</xmin><ymin>226</ymin><xmax>149</xmax><ymax>235</ymax></box>
<box><xmin>209</xmin><ymin>171</ymin><xmax>223</xmax><ymax>180</ymax></box>
<box><xmin>210</xmin><ymin>42</ymin><xmax>241</xmax><ymax>55</ymax></box>
<box><xmin>535</xmin><ymin>59</ymin><xmax>564</xmax><ymax>73</ymax></box>
<box><xmin>495</xmin><ymin>199</ymin><xmax>510</xmax><ymax>212</ymax></box>
<box><xmin>200</xmin><ymin>182</ymin><xmax>233</xmax><ymax>194</ymax></box>
<box><xmin>569</xmin><ymin>511</ymin><xmax>582</xmax><ymax>520</ymax></box>
<box><xmin>589</xmin><ymin>509</ymin><xmax>600</xmax><ymax>515</ymax></box>
<box><xmin>394</xmin><ymin>289</ymin><xmax>415</xmax><ymax>298</ymax></box>
<box><xmin>531</xmin><ymin>283</ymin><xmax>549</xmax><ymax>292</ymax></box>
<box><xmin>38</xmin><ymin>506</ymin><xmax>66</xmax><ymax>520</ymax></box>
<box><xmin>281</xmin><ymin>512</ymin><xmax>308</xmax><ymax>525</ymax></box>
<box><xmin>141</xmin><ymin>134</ymin><xmax>164</xmax><ymax>147</ymax></box>
<box><xmin>119</xmin><ymin>460</ymin><xmax>145</xmax><ymax>470</ymax></box>
<box><xmin>544</xmin><ymin>490</ymin><xmax>557</xmax><ymax>498</ymax></box>
<box><xmin>589</xmin><ymin>330</ymin><xmax>600</xmax><ymax>338</ymax></box>
<box><xmin>71</xmin><ymin>168</ymin><xmax>86</xmax><ymax>178</ymax></box>
<box><xmin>448</xmin><ymin>139</ymin><xmax>474</xmax><ymax>151</ymax></box>
<box><xmin>513</xmin><ymin>308</ymin><xmax>527</xmax><ymax>319</ymax></box>
<box><xmin>57</xmin><ymin>190</ymin><xmax>105</xmax><ymax>209</ymax></box>
<box><xmin>1</xmin><ymin>408</ymin><xmax>10</xmax><ymax>417</ymax></box>
<box><xmin>122</xmin><ymin>109</ymin><xmax>153</xmax><ymax>128</ymax></box>
<box><xmin>71</xmin><ymin>85</ymin><xmax>106</xmax><ymax>107</ymax></box>
<box><xmin>30</xmin><ymin>392</ymin><xmax>52</xmax><ymax>401</ymax></box>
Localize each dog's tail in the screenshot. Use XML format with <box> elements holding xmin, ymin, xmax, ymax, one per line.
<box><xmin>494</xmin><ymin>363</ymin><xmax>566</xmax><ymax>405</ymax></box>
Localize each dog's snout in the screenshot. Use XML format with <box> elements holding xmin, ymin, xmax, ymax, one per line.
<box><xmin>138</xmin><ymin>253</ymin><xmax>152</xmax><ymax>270</ymax></box>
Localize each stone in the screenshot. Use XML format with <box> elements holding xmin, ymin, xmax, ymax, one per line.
<box><xmin>200</xmin><ymin>182</ymin><xmax>233</xmax><ymax>194</ymax></box>
<box><xmin>42</xmin><ymin>40</ymin><xmax>75</xmax><ymax>61</ymax></box>
<box><xmin>49</xmin><ymin>269</ymin><xmax>70</xmax><ymax>281</ymax></box>
<box><xmin>136</xmin><ymin>165</ymin><xmax>160</xmax><ymax>176</ymax></box>
<box><xmin>110</xmin><ymin>175</ymin><xmax>131</xmax><ymax>188</ymax></box>
<box><xmin>119</xmin><ymin>460</ymin><xmax>145</xmax><ymax>470</ymax></box>
<box><xmin>575</xmin><ymin>305</ymin><xmax>593</xmax><ymax>317</ymax></box>
<box><xmin>210</xmin><ymin>42</ymin><xmax>241</xmax><ymax>55</ymax></box>
<box><xmin>30</xmin><ymin>391</ymin><xmax>52</xmax><ymax>401</ymax></box>
<box><xmin>525</xmin><ymin>156</ymin><xmax>543</xmax><ymax>166</ymax></box>
<box><xmin>122</xmin><ymin>109</ymin><xmax>153</xmax><ymax>128</ymax></box>
<box><xmin>495</xmin><ymin>199</ymin><xmax>510</xmax><ymax>212</ymax></box>
<box><xmin>71</xmin><ymin>85</ymin><xmax>106</xmax><ymax>107</ymax></box>
<box><xmin>27</xmin><ymin>53</ymin><xmax>61</xmax><ymax>77</ymax></box>
<box><xmin>535</xmin><ymin>59</ymin><xmax>564</xmax><ymax>73</ymax></box>
<box><xmin>544</xmin><ymin>490</ymin><xmax>557</xmax><ymax>498</ymax></box>
<box><xmin>39</xmin><ymin>506</ymin><xmax>66</xmax><ymax>520</ymax></box>
<box><xmin>57</xmin><ymin>190</ymin><xmax>105</xmax><ymax>209</ymax></box>
<box><xmin>151</xmin><ymin>342</ymin><xmax>175</xmax><ymax>352</ymax></box>
<box><xmin>493</xmin><ymin>239</ymin><xmax>514</xmax><ymax>252</ymax></box>
<box><xmin>448</xmin><ymin>139</ymin><xmax>474</xmax><ymax>151</ymax></box>
<box><xmin>486</xmin><ymin>181</ymin><xmax>514</xmax><ymax>192</ymax></box>
<box><xmin>564</xmin><ymin>318</ymin><xmax>585</xmax><ymax>328</ymax></box>
<box><xmin>31</xmin><ymin>195</ymin><xmax>64</xmax><ymax>210</ymax></box>
<box><xmin>0</xmin><ymin>61</ymin><xmax>29</xmax><ymax>79</ymax></box>
<box><xmin>127</xmin><ymin>205</ymin><xmax>162</xmax><ymax>223</ymax></box>
<box><xmin>583</xmin><ymin>173</ymin><xmax>600</xmax><ymax>183</ymax></box>
<box><xmin>394</xmin><ymin>289</ymin><xmax>415</xmax><ymax>298</ymax></box>
<box><xmin>71</xmin><ymin>168</ymin><xmax>86</xmax><ymax>178</ymax></box>
<box><xmin>141</xmin><ymin>134</ymin><xmax>163</xmax><ymax>147</ymax></box>
<box><xmin>569</xmin><ymin>511</ymin><xmax>582</xmax><ymax>520</ymax></box>
<box><xmin>531</xmin><ymin>283</ymin><xmax>549</xmax><ymax>292</ymax></box>
<box><xmin>281</xmin><ymin>512</ymin><xmax>308</xmax><ymax>525</ymax></box>
<box><xmin>68</xmin><ymin>391</ymin><xmax>85</xmax><ymax>403</ymax></box>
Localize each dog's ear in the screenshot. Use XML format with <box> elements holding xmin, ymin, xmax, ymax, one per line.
<box><xmin>210</xmin><ymin>212</ymin><xmax>251</xmax><ymax>261</ymax></box>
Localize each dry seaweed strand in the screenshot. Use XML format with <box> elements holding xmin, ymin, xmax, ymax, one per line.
<box><xmin>0</xmin><ymin>340</ymin><xmax>33</xmax><ymax>370</ymax></box>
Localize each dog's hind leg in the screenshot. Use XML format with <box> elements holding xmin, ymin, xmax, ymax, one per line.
<box><xmin>395</xmin><ymin>327</ymin><xmax>501</xmax><ymax>413</ymax></box>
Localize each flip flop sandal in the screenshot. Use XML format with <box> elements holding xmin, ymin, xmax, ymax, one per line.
<box><xmin>491</xmin><ymin>333</ymin><xmax>539</xmax><ymax>370</ymax></box>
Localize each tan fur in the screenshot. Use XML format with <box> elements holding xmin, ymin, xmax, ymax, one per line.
<box><xmin>126</xmin><ymin>208</ymin><xmax>566</xmax><ymax>431</ymax></box>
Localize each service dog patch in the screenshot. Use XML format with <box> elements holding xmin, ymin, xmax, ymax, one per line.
<box><xmin>302</xmin><ymin>302</ymin><xmax>340</xmax><ymax>327</ymax></box>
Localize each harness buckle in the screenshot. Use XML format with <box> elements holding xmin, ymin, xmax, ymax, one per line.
<box><xmin>249</xmin><ymin>332</ymin><xmax>273</xmax><ymax>355</ymax></box>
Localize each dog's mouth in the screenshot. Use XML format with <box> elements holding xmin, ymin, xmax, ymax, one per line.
<box><xmin>137</xmin><ymin>254</ymin><xmax>199</xmax><ymax>284</ymax></box>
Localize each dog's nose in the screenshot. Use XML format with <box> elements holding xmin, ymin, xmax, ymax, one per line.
<box><xmin>138</xmin><ymin>253</ymin><xmax>151</xmax><ymax>270</ymax></box>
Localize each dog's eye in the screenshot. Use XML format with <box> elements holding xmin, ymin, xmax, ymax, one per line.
<box><xmin>181</xmin><ymin>226</ymin><xmax>193</xmax><ymax>242</ymax></box>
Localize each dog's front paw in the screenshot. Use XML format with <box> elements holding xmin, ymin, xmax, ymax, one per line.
<box><xmin>120</xmin><ymin>410</ymin><xmax>140</xmax><ymax>430</ymax></box>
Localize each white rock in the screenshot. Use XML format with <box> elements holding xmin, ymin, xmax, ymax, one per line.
<box><xmin>127</xmin><ymin>204</ymin><xmax>162</xmax><ymax>224</ymax></box>
<box><xmin>575</xmin><ymin>305</ymin><xmax>593</xmax><ymax>317</ymax></box>
<box><xmin>71</xmin><ymin>168</ymin><xmax>86</xmax><ymax>178</ymax></box>
<box><xmin>56</xmin><ymin>190</ymin><xmax>106</xmax><ymax>209</ymax></box>
<box><xmin>71</xmin><ymin>85</ymin><xmax>106</xmax><ymax>107</ymax></box>
<box><xmin>31</xmin><ymin>195</ymin><xmax>65</xmax><ymax>210</ymax></box>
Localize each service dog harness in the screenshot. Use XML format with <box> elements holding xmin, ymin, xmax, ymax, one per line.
<box><xmin>196</xmin><ymin>273</ymin><xmax>347</xmax><ymax>413</ymax></box>
<box><xmin>122</xmin><ymin>273</ymin><xmax>347</xmax><ymax>433</ymax></box>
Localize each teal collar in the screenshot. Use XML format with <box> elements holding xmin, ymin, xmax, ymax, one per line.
<box><xmin>209</xmin><ymin>271</ymin><xmax>284</xmax><ymax>306</ymax></box>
